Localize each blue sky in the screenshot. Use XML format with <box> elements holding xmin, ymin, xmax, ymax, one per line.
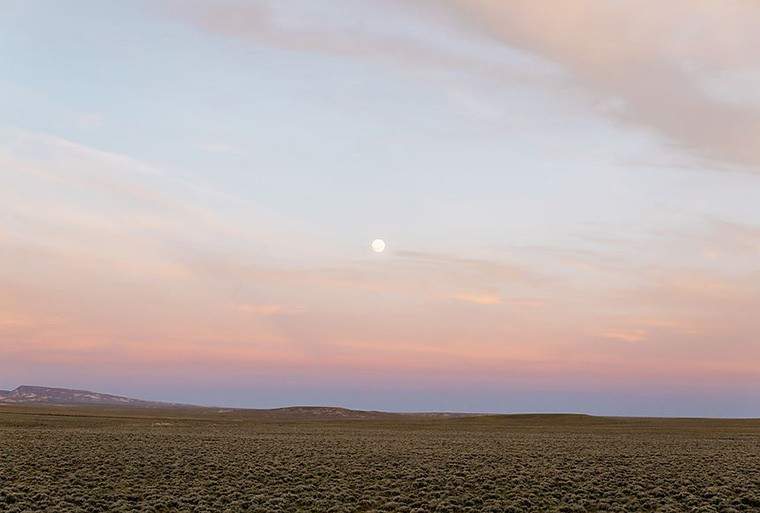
<box><xmin>1</xmin><ymin>1</ymin><xmax>759</xmax><ymax>415</ymax></box>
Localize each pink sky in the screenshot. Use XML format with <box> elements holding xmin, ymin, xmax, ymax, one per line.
<box><xmin>1</xmin><ymin>1</ymin><xmax>759</xmax><ymax>415</ymax></box>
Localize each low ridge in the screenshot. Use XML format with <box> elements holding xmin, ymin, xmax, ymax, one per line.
<box><xmin>0</xmin><ymin>385</ymin><xmax>481</xmax><ymax>419</ymax></box>
<box><xmin>0</xmin><ymin>385</ymin><xmax>170</xmax><ymax>407</ymax></box>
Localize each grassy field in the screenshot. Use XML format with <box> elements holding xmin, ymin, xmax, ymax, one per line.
<box><xmin>1</xmin><ymin>406</ymin><xmax>759</xmax><ymax>513</ymax></box>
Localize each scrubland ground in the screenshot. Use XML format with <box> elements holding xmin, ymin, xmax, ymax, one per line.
<box><xmin>1</xmin><ymin>406</ymin><xmax>759</xmax><ymax>513</ymax></box>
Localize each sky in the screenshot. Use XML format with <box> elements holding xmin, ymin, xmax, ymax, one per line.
<box><xmin>1</xmin><ymin>1</ymin><xmax>759</xmax><ymax>417</ymax></box>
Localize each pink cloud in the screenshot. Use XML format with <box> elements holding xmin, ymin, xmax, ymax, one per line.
<box><xmin>450</xmin><ymin>292</ymin><xmax>502</xmax><ymax>305</ymax></box>
<box><xmin>164</xmin><ymin>1</ymin><xmax>760</xmax><ymax>171</ymax></box>
<box><xmin>446</xmin><ymin>0</ymin><xmax>760</xmax><ymax>170</ymax></box>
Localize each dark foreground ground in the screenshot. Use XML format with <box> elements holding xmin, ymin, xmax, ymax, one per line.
<box><xmin>1</xmin><ymin>406</ymin><xmax>759</xmax><ymax>513</ymax></box>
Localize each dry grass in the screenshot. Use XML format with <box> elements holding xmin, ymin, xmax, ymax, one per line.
<box><xmin>1</xmin><ymin>406</ymin><xmax>759</xmax><ymax>512</ymax></box>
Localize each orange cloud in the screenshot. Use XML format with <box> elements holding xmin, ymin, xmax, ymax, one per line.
<box><xmin>600</xmin><ymin>330</ymin><xmax>648</xmax><ymax>343</ymax></box>
<box><xmin>451</xmin><ymin>292</ymin><xmax>501</xmax><ymax>305</ymax></box>
<box><xmin>236</xmin><ymin>304</ymin><xmax>300</xmax><ymax>317</ymax></box>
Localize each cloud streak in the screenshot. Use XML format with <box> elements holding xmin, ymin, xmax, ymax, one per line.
<box><xmin>165</xmin><ymin>0</ymin><xmax>760</xmax><ymax>171</ymax></box>
<box><xmin>3</xmin><ymin>129</ymin><xmax>759</xmax><ymax>393</ymax></box>
<box><xmin>444</xmin><ymin>0</ymin><xmax>760</xmax><ymax>170</ymax></box>
<box><xmin>4</xmin><ymin>0</ymin><xmax>760</xmax><ymax>412</ymax></box>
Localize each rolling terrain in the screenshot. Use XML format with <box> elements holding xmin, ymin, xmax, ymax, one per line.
<box><xmin>0</xmin><ymin>385</ymin><xmax>475</xmax><ymax>420</ymax></box>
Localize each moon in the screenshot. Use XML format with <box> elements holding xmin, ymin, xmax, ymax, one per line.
<box><xmin>371</xmin><ymin>239</ymin><xmax>386</xmax><ymax>253</ymax></box>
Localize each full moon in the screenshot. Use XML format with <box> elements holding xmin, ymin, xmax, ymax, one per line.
<box><xmin>371</xmin><ymin>239</ymin><xmax>386</xmax><ymax>253</ymax></box>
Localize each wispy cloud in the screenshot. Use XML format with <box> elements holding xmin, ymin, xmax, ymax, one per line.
<box><xmin>236</xmin><ymin>304</ymin><xmax>300</xmax><ymax>317</ymax></box>
<box><xmin>445</xmin><ymin>0</ymin><xmax>760</xmax><ymax>171</ymax></box>
<box><xmin>395</xmin><ymin>250</ymin><xmax>543</xmax><ymax>284</ymax></box>
<box><xmin>165</xmin><ymin>0</ymin><xmax>760</xmax><ymax>171</ymax></box>
<box><xmin>451</xmin><ymin>292</ymin><xmax>501</xmax><ymax>305</ymax></box>
<box><xmin>2</xmin><ymin>126</ymin><xmax>759</xmax><ymax>397</ymax></box>
<box><xmin>600</xmin><ymin>330</ymin><xmax>648</xmax><ymax>343</ymax></box>
<box><xmin>162</xmin><ymin>0</ymin><xmax>513</xmax><ymax>67</ymax></box>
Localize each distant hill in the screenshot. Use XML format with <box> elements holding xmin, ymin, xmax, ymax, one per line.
<box><xmin>0</xmin><ymin>385</ymin><xmax>173</xmax><ymax>407</ymax></box>
<box><xmin>0</xmin><ymin>385</ymin><xmax>482</xmax><ymax>419</ymax></box>
<box><xmin>0</xmin><ymin>386</ymin><xmax>403</xmax><ymax>418</ymax></box>
<box><xmin>246</xmin><ymin>406</ymin><xmax>399</xmax><ymax>420</ymax></box>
